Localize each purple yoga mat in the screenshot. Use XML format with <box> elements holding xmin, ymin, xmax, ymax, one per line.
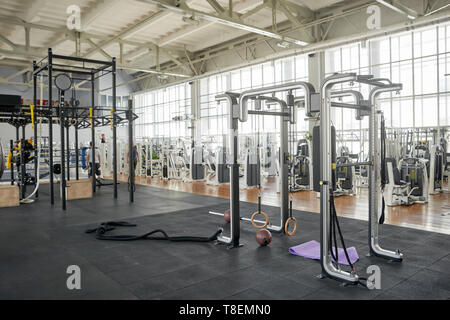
<box><xmin>289</xmin><ymin>240</ymin><xmax>359</xmax><ymax>266</ymax></box>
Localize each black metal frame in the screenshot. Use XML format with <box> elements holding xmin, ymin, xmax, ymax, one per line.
<box><xmin>22</xmin><ymin>48</ymin><xmax>138</xmax><ymax>211</ymax></box>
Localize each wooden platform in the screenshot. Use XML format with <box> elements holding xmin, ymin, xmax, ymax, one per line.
<box><xmin>66</xmin><ymin>178</ymin><xmax>93</xmax><ymax>200</ymax></box>
<box><xmin>114</xmin><ymin>174</ymin><xmax>450</xmax><ymax>235</ymax></box>
<box><xmin>0</xmin><ymin>185</ymin><xmax>19</xmax><ymax>208</ymax></box>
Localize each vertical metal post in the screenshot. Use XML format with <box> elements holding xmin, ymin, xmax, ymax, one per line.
<box><xmin>10</xmin><ymin>140</ymin><xmax>14</xmax><ymax>185</ymax></box>
<box><xmin>230</xmin><ymin>105</ymin><xmax>240</xmax><ymax>247</ymax></box>
<box><xmin>91</xmin><ymin>73</ymin><xmax>96</xmax><ymax>194</ymax></box>
<box><xmin>128</xmin><ymin>100</ymin><xmax>134</xmax><ymax>203</ymax></box>
<box><xmin>66</xmin><ymin>124</ymin><xmax>70</xmax><ymax>181</ymax></box>
<box><xmin>279</xmin><ymin>103</ymin><xmax>289</xmax><ymax>233</ymax></box>
<box><xmin>21</xmin><ymin>126</ymin><xmax>26</xmax><ymax>200</ymax></box>
<box><xmin>33</xmin><ymin>61</ymin><xmax>38</xmax><ymax>198</ymax></box>
<box><xmin>48</xmin><ymin>48</ymin><xmax>55</xmax><ymax>205</ymax></box>
<box><xmin>112</xmin><ymin>58</ymin><xmax>118</xmax><ymax>198</ymax></box>
<box><xmin>319</xmin><ymin>74</ymin><xmax>359</xmax><ymax>285</ymax></box>
<box><xmin>75</xmin><ymin>124</ymin><xmax>79</xmax><ymax>180</ymax></box>
<box><xmin>59</xmin><ymin>90</ymin><xmax>66</xmax><ymax>211</ymax></box>
<box><xmin>368</xmin><ymin>86</ymin><xmax>403</xmax><ymax>261</ymax></box>
<box><xmin>214</xmin><ymin>94</ymin><xmax>242</xmax><ymax>248</ymax></box>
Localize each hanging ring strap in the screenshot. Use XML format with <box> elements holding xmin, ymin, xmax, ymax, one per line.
<box><xmin>252</xmin><ymin>190</ymin><xmax>268</xmax><ymax>228</ymax></box>
<box><xmin>285</xmin><ymin>194</ymin><xmax>297</xmax><ymax>236</ymax></box>
<box><xmin>285</xmin><ymin>217</ymin><xmax>297</xmax><ymax>236</ymax></box>
<box><xmin>251</xmin><ymin>210</ymin><xmax>269</xmax><ymax>229</ymax></box>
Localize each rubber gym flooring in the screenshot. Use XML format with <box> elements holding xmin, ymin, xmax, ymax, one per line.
<box><xmin>0</xmin><ymin>182</ymin><xmax>449</xmax><ymax>300</ymax></box>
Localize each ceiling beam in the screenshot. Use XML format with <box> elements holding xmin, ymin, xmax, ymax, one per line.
<box><xmin>0</xmin><ymin>34</ymin><xmax>17</xmax><ymax>49</ymax></box>
<box><xmin>157</xmin><ymin>21</ymin><xmax>214</xmax><ymax>47</ymax></box>
<box><xmin>21</xmin><ymin>0</ymin><xmax>49</xmax><ymax>22</ymax></box>
<box><xmin>1</xmin><ymin>0</ymin><xmax>49</xmax><ymax>50</ymax></box>
<box><xmin>282</xmin><ymin>0</ymin><xmax>314</xmax><ymax>18</ymax></box>
<box><xmin>392</xmin><ymin>0</ymin><xmax>419</xmax><ymax>17</ymax></box>
<box><xmin>80</xmin><ymin>0</ymin><xmax>122</xmax><ymax>31</ymax></box>
<box><xmin>157</xmin><ymin>0</ymin><xmax>269</xmax><ymax>48</ymax></box>
<box><xmin>375</xmin><ymin>0</ymin><xmax>417</xmax><ymax>19</ymax></box>
<box><xmin>206</xmin><ymin>0</ymin><xmax>226</xmax><ymax>15</ymax></box>
<box><xmin>277</xmin><ymin>0</ymin><xmax>303</xmax><ymax>28</ymax></box>
<box><xmin>81</xmin><ymin>10</ymin><xmax>167</xmax><ymax>58</ymax></box>
<box><xmin>5</xmin><ymin>68</ymin><xmax>31</xmax><ymax>81</ymax></box>
<box><xmin>124</xmin><ymin>47</ymin><xmax>152</xmax><ymax>63</ymax></box>
<box><xmin>240</xmin><ymin>2</ymin><xmax>269</xmax><ymax>20</ymax></box>
<box><xmin>85</xmin><ymin>38</ymin><xmax>112</xmax><ymax>60</ymax></box>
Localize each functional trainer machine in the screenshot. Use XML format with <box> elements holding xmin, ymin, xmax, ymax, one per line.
<box><xmin>316</xmin><ymin>73</ymin><xmax>404</xmax><ymax>285</ymax></box>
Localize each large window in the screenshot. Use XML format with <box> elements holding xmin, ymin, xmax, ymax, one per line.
<box><xmin>200</xmin><ymin>55</ymin><xmax>309</xmax><ymax>138</ymax></box>
<box><xmin>133</xmin><ymin>22</ymin><xmax>450</xmax><ymax>152</ymax></box>
<box><xmin>134</xmin><ymin>83</ymin><xmax>191</xmax><ymax>139</ymax></box>
<box><xmin>325</xmin><ymin>23</ymin><xmax>450</xmax><ymax>156</ymax></box>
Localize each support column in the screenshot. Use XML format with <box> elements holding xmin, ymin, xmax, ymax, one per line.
<box><xmin>75</xmin><ymin>124</ymin><xmax>79</xmax><ymax>180</ymax></box>
<box><xmin>33</xmin><ymin>61</ymin><xmax>38</xmax><ymax>198</ymax></box>
<box><xmin>112</xmin><ymin>58</ymin><xmax>118</xmax><ymax>199</ymax></box>
<box><xmin>66</xmin><ymin>124</ymin><xmax>70</xmax><ymax>181</ymax></box>
<box><xmin>48</xmin><ymin>48</ymin><xmax>55</xmax><ymax>205</ymax></box>
<box><xmin>128</xmin><ymin>100</ymin><xmax>134</xmax><ymax>203</ymax></box>
<box><xmin>91</xmin><ymin>73</ymin><xmax>96</xmax><ymax>194</ymax></box>
<box><xmin>20</xmin><ymin>126</ymin><xmax>26</xmax><ymax>200</ymax></box>
<box><xmin>307</xmin><ymin>51</ymin><xmax>325</xmax><ymax>162</ymax></box>
<box><xmin>190</xmin><ymin>80</ymin><xmax>201</xmax><ymax>143</ymax></box>
<box><xmin>59</xmin><ymin>91</ymin><xmax>66</xmax><ymax>211</ymax></box>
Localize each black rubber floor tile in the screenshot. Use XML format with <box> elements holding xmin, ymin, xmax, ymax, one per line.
<box><xmin>302</xmin><ymin>281</ymin><xmax>381</xmax><ymax>300</ymax></box>
<box><xmin>427</xmin><ymin>255</ymin><xmax>450</xmax><ymax>275</ymax></box>
<box><xmin>224</xmin><ymin>288</ymin><xmax>273</xmax><ymax>300</ymax></box>
<box><xmin>252</xmin><ymin>277</ymin><xmax>318</xmax><ymax>300</ymax></box>
<box><xmin>147</xmin><ymin>264</ymin><xmax>223</xmax><ymax>291</ymax></box>
<box><xmin>387</xmin><ymin>279</ymin><xmax>450</xmax><ymax>300</ymax></box>
<box><xmin>1</xmin><ymin>183</ymin><xmax>450</xmax><ymax>300</ymax></box>
<box><xmin>407</xmin><ymin>269</ymin><xmax>450</xmax><ymax>292</ymax></box>
<box><xmin>126</xmin><ymin>277</ymin><xmax>174</xmax><ymax>299</ymax></box>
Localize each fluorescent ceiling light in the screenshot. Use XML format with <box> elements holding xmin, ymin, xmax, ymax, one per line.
<box><xmin>276</xmin><ymin>41</ymin><xmax>291</xmax><ymax>49</ymax></box>
<box><xmin>137</xmin><ymin>0</ymin><xmax>308</xmax><ymax>47</ymax></box>
<box><xmin>182</xmin><ymin>16</ymin><xmax>199</xmax><ymax>25</ymax></box>
<box><xmin>118</xmin><ymin>66</ymin><xmax>189</xmax><ymax>78</ymax></box>
<box><xmin>376</xmin><ymin>0</ymin><xmax>416</xmax><ymax>20</ymax></box>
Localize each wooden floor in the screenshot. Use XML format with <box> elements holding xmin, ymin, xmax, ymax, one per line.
<box><xmin>117</xmin><ymin>174</ymin><xmax>450</xmax><ymax>235</ymax></box>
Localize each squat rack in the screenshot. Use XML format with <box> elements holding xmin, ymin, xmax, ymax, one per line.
<box><xmin>31</xmin><ymin>48</ymin><xmax>138</xmax><ymax>211</ymax></box>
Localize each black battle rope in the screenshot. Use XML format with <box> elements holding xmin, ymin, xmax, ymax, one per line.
<box><xmin>329</xmin><ymin>194</ymin><xmax>368</xmax><ymax>287</ymax></box>
<box><xmin>86</xmin><ymin>221</ymin><xmax>223</xmax><ymax>242</ymax></box>
<box><xmin>379</xmin><ymin>115</ymin><xmax>386</xmax><ymax>225</ymax></box>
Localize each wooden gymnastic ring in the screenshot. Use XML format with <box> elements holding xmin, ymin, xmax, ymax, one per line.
<box><xmin>284</xmin><ymin>217</ymin><xmax>297</xmax><ymax>236</ymax></box>
<box><xmin>251</xmin><ymin>211</ymin><xmax>269</xmax><ymax>229</ymax></box>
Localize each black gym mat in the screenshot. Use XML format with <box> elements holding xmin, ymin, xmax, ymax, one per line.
<box><xmin>0</xmin><ymin>183</ymin><xmax>449</xmax><ymax>300</ymax></box>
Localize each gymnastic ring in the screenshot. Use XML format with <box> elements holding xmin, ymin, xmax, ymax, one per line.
<box><xmin>284</xmin><ymin>217</ymin><xmax>297</xmax><ymax>236</ymax></box>
<box><xmin>251</xmin><ymin>211</ymin><xmax>269</xmax><ymax>229</ymax></box>
<box><xmin>70</xmin><ymin>118</ymin><xmax>78</xmax><ymax>126</ymax></box>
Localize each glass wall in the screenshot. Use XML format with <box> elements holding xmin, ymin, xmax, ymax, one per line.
<box><xmin>133</xmin><ymin>22</ymin><xmax>450</xmax><ymax>153</ymax></box>
<box><xmin>134</xmin><ymin>82</ymin><xmax>191</xmax><ymax>139</ymax></box>
<box><xmin>199</xmin><ymin>55</ymin><xmax>309</xmax><ymax>138</ymax></box>
<box><xmin>325</xmin><ymin>23</ymin><xmax>450</xmax><ymax>156</ymax></box>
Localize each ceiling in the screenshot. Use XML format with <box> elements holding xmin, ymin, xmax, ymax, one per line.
<box><xmin>0</xmin><ymin>0</ymin><xmax>446</xmax><ymax>86</ymax></box>
<box><xmin>0</xmin><ymin>0</ymin><xmax>348</xmax><ymax>72</ymax></box>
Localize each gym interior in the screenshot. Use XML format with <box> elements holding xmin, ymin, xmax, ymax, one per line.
<box><xmin>0</xmin><ymin>0</ymin><xmax>450</xmax><ymax>303</ymax></box>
